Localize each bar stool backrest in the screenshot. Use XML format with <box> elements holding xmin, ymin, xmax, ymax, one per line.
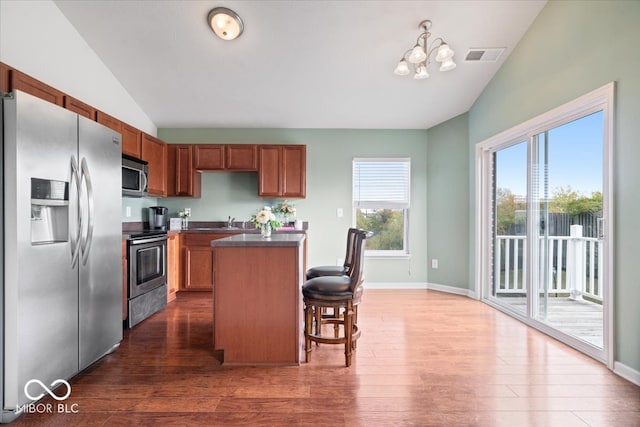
<box><xmin>347</xmin><ymin>229</ymin><xmax>372</xmax><ymax>292</ymax></box>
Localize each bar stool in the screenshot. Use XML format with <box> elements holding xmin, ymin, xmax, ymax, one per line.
<box><xmin>302</xmin><ymin>229</ymin><xmax>370</xmax><ymax>367</ymax></box>
<box><xmin>305</xmin><ymin>228</ymin><xmax>359</xmax><ymax>329</ymax></box>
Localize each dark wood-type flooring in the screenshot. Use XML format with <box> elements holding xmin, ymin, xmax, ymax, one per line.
<box><xmin>11</xmin><ymin>290</ymin><xmax>640</xmax><ymax>426</ymax></box>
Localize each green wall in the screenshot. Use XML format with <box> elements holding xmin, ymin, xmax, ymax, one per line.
<box><xmin>157</xmin><ymin>128</ymin><xmax>429</xmax><ymax>284</ymax></box>
<box><xmin>426</xmin><ymin>113</ymin><xmax>470</xmax><ymax>290</ymax></box>
<box><xmin>468</xmin><ymin>1</ymin><xmax>640</xmax><ymax>374</ymax></box>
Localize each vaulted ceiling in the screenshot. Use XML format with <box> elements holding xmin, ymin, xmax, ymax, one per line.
<box><xmin>54</xmin><ymin>0</ymin><xmax>546</xmax><ymax>129</ymax></box>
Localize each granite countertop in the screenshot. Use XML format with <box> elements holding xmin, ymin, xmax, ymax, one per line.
<box><xmin>178</xmin><ymin>227</ymin><xmax>305</xmax><ymax>234</ymax></box>
<box><xmin>210</xmin><ymin>233</ymin><xmax>306</xmax><ymax>247</ymax></box>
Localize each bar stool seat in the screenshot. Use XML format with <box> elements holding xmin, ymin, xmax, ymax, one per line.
<box><xmin>306</xmin><ymin>265</ymin><xmax>347</xmax><ymax>280</ymax></box>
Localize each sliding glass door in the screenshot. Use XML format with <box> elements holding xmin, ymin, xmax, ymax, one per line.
<box><xmin>478</xmin><ymin>84</ymin><xmax>613</xmax><ymax>363</ymax></box>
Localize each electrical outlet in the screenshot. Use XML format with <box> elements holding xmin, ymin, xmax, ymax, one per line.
<box><xmin>125</xmin><ymin>206</ymin><xmax>131</xmax><ymax>217</ymax></box>
<box><xmin>336</xmin><ymin>208</ymin><xmax>343</xmax><ymax>218</ymax></box>
<box><xmin>431</xmin><ymin>259</ymin><xmax>439</xmax><ymax>269</ymax></box>
<box><xmin>184</xmin><ymin>208</ymin><xmax>191</xmax><ymax>216</ymax></box>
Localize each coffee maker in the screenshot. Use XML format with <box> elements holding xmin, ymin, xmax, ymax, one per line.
<box><xmin>148</xmin><ymin>206</ymin><xmax>168</xmax><ymax>230</ymax></box>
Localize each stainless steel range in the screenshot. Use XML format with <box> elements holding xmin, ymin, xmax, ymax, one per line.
<box><xmin>126</xmin><ymin>231</ymin><xmax>168</xmax><ymax>328</ymax></box>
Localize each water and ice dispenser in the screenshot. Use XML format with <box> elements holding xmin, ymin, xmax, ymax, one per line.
<box><xmin>30</xmin><ymin>178</ymin><xmax>69</xmax><ymax>244</ymax></box>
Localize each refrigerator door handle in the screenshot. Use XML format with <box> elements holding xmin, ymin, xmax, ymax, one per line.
<box><xmin>70</xmin><ymin>156</ymin><xmax>82</xmax><ymax>268</ymax></box>
<box><xmin>80</xmin><ymin>157</ymin><xmax>95</xmax><ymax>265</ymax></box>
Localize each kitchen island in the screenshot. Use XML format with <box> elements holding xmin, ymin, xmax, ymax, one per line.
<box><xmin>210</xmin><ymin>233</ymin><xmax>306</xmax><ymax>365</ymax></box>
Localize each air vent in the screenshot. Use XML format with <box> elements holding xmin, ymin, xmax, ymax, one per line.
<box><xmin>465</xmin><ymin>48</ymin><xmax>506</xmax><ymax>62</ymax></box>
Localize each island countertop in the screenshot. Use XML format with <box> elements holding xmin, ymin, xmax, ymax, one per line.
<box><xmin>210</xmin><ymin>233</ymin><xmax>305</xmax><ymax>247</ymax></box>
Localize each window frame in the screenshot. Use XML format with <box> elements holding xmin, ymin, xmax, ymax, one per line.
<box><xmin>352</xmin><ymin>157</ymin><xmax>411</xmax><ymax>257</ymax></box>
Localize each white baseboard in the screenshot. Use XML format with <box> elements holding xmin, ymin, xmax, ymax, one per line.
<box><xmin>427</xmin><ymin>282</ymin><xmax>477</xmax><ymax>299</ymax></box>
<box><xmin>363</xmin><ymin>282</ymin><xmax>428</xmax><ymax>289</ymax></box>
<box><xmin>613</xmin><ymin>361</ymin><xmax>640</xmax><ymax>386</ymax></box>
<box><xmin>362</xmin><ymin>282</ymin><xmax>476</xmax><ymax>299</ymax></box>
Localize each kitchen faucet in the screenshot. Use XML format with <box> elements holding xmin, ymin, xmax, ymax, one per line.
<box><xmin>227</xmin><ymin>216</ymin><xmax>235</xmax><ymax>228</ymax></box>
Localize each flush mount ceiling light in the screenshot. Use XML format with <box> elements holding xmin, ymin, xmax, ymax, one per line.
<box><xmin>207</xmin><ymin>7</ymin><xmax>244</xmax><ymax>41</ymax></box>
<box><xmin>394</xmin><ymin>19</ymin><xmax>456</xmax><ymax>80</ymax></box>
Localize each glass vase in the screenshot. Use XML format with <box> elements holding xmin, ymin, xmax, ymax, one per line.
<box><xmin>261</xmin><ymin>223</ymin><xmax>272</xmax><ymax>238</ymax></box>
<box><xmin>181</xmin><ymin>217</ymin><xmax>189</xmax><ymax>230</ymax></box>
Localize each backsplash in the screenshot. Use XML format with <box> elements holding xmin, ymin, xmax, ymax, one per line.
<box><xmin>122</xmin><ymin>196</ymin><xmax>159</xmax><ymax>222</ymax></box>
<box><xmin>122</xmin><ymin>173</ymin><xmax>307</xmax><ymax>226</ymax></box>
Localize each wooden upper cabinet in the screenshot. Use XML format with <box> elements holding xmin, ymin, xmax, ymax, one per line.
<box><xmin>96</xmin><ymin>111</ymin><xmax>122</xmax><ymax>133</ymax></box>
<box><xmin>121</xmin><ymin>123</ymin><xmax>142</xmax><ymax>158</ymax></box>
<box><xmin>194</xmin><ymin>145</ymin><xmax>225</xmax><ymax>170</ymax></box>
<box><xmin>141</xmin><ymin>133</ymin><xmax>168</xmax><ymax>197</ymax></box>
<box><xmin>63</xmin><ymin>95</ymin><xmax>96</xmax><ymax>120</ymax></box>
<box><xmin>226</xmin><ymin>144</ymin><xmax>258</xmax><ymax>171</ymax></box>
<box><xmin>282</xmin><ymin>145</ymin><xmax>306</xmax><ymax>198</ymax></box>
<box><xmin>173</xmin><ymin>144</ymin><xmax>201</xmax><ymax>198</ymax></box>
<box><xmin>9</xmin><ymin>69</ymin><xmax>64</xmax><ymax>106</ymax></box>
<box><xmin>0</xmin><ymin>62</ymin><xmax>10</xmax><ymax>93</ymax></box>
<box><xmin>258</xmin><ymin>145</ymin><xmax>306</xmax><ymax>198</ymax></box>
<box><xmin>258</xmin><ymin>145</ymin><xmax>282</xmax><ymax>197</ymax></box>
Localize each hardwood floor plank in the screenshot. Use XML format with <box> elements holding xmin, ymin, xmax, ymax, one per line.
<box><xmin>7</xmin><ymin>290</ymin><xmax>638</xmax><ymax>426</ymax></box>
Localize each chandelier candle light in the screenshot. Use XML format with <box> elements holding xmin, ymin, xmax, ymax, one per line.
<box><xmin>394</xmin><ymin>19</ymin><xmax>456</xmax><ymax>80</ymax></box>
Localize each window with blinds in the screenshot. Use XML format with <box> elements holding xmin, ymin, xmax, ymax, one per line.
<box><xmin>352</xmin><ymin>158</ymin><xmax>410</xmax><ymax>255</ymax></box>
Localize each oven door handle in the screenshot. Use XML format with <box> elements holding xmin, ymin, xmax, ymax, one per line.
<box><xmin>130</xmin><ymin>236</ymin><xmax>168</xmax><ymax>245</ymax></box>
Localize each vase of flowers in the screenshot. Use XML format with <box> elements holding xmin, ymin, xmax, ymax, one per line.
<box><xmin>250</xmin><ymin>207</ymin><xmax>281</xmax><ymax>238</ymax></box>
<box><xmin>276</xmin><ymin>200</ymin><xmax>296</xmax><ymax>226</ymax></box>
<box><xmin>178</xmin><ymin>209</ymin><xmax>190</xmax><ymax>230</ymax></box>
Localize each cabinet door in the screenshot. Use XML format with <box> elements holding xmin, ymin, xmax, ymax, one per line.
<box><xmin>167</xmin><ymin>234</ymin><xmax>180</xmax><ymax>302</ymax></box>
<box><xmin>258</xmin><ymin>145</ymin><xmax>282</xmax><ymax>197</ymax></box>
<box><xmin>175</xmin><ymin>145</ymin><xmax>201</xmax><ymax>197</ymax></box>
<box><xmin>9</xmin><ymin>69</ymin><xmax>65</xmax><ymax>106</ymax></box>
<box><xmin>282</xmin><ymin>145</ymin><xmax>306</xmax><ymax>198</ymax></box>
<box><xmin>63</xmin><ymin>95</ymin><xmax>96</xmax><ymax>120</ymax></box>
<box><xmin>141</xmin><ymin>133</ymin><xmax>168</xmax><ymax>197</ymax></box>
<box><xmin>121</xmin><ymin>123</ymin><xmax>142</xmax><ymax>158</ymax></box>
<box><xmin>194</xmin><ymin>145</ymin><xmax>225</xmax><ymax>170</ymax></box>
<box><xmin>96</xmin><ymin>111</ymin><xmax>122</xmax><ymax>133</ymax></box>
<box><xmin>184</xmin><ymin>247</ymin><xmax>213</xmax><ymax>290</ymax></box>
<box><xmin>226</xmin><ymin>144</ymin><xmax>258</xmax><ymax>171</ymax></box>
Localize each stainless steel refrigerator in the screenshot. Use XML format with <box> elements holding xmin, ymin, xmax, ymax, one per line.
<box><xmin>1</xmin><ymin>90</ymin><xmax>123</xmax><ymax>422</ymax></box>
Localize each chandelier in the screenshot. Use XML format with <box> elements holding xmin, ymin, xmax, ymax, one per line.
<box><xmin>394</xmin><ymin>19</ymin><xmax>456</xmax><ymax>80</ymax></box>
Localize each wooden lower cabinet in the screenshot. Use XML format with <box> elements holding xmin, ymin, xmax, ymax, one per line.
<box><xmin>181</xmin><ymin>233</ymin><xmax>232</xmax><ymax>291</ymax></box>
<box><xmin>167</xmin><ymin>233</ymin><xmax>181</xmax><ymax>302</ymax></box>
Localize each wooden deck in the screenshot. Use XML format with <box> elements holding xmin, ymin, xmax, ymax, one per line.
<box><xmin>496</xmin><ymin>296</ymin><xmax>604</xmax><ymax>348</ymax></box>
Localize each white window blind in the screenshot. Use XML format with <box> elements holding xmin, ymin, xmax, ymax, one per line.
<box><xmin>352</xmin><ymin>158</ymin><xmax>411</xmax><ymax>208</ymax></box>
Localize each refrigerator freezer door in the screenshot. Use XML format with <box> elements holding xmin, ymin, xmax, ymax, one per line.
<box><xmin>2</xmin><ymin>91</ymin><xmax>79</xmax><ymax>411</ymax></box>
<box><xmin>77</xmin><ymin>116</ymin><xmax>123</xmax><ymax>370</ymax></box>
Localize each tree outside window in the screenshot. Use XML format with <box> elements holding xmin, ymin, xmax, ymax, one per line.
<box><xmin>352</xmin><ymin>158</ymin><xmax>410</xmax><ymax>255</ymax></box>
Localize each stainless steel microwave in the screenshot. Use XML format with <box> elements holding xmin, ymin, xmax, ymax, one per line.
<box><xmin>122</xmin><ymin>155</ymin><xmax>148</xmax><ymax>197</ymax></box>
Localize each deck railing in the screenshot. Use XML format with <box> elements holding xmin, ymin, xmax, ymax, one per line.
<box><xmin>495</xmin><ymin>225</ymin><xmax>602</xmax><ymax>302</ymax></box>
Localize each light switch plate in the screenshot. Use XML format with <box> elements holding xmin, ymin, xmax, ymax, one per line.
<box><xmin>336</xmin><ymin>208</ymin><xmax>344</xmax><ymax>218</ymax></box>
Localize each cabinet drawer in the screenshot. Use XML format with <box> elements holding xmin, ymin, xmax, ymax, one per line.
<box><xmin>183</xmin><ymin>233</ymin><xmax>233</xmax><ymax>246</ymax></box>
